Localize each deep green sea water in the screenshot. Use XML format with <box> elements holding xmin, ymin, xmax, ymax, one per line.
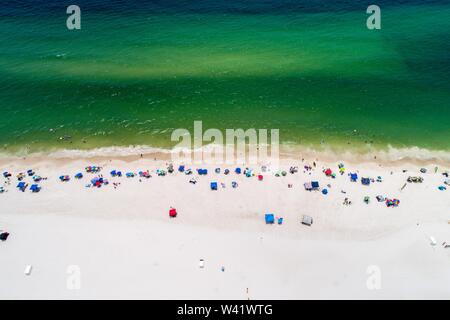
<box><xmin>0</xmin><ymin>1</ymin><xmax>449</xmax><ymax>155</ymax></box>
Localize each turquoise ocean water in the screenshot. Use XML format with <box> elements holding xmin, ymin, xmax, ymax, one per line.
<box><xmin>0</xmin><ymin>1</ymin><xmax>449</xmax><ymax>157</ymax></box>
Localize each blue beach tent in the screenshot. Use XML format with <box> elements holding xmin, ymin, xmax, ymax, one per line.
<box><xmin>350</xmin><ymin>173</ymin><xmax>358</xmax><ymax>182</ymax></box>
<box><xmin>311</xmin><ymin>181</ymin><xmax>320</xmax><ymax>189</ymax></box>
<box><xmin>265</xmin><ymin>213</ymin><xmax>275</xmax><ymax>224</ymax></box>
<box><xmin>178</xmin><ymin>165</ymin><xmax>185</xmax><ymax>172</ymax></box>
<box><xmin>210</xmin><ymin>182</ymin><xmax>218</xmax><ymax>190</ymax></box>
<box><xmin>235</xmin><ymin>168</ymin><xmax>241</xmax><ymax>174</ymax></box>
<box><xmin>75</xmin><ymin>173</ymin><xmax>83</xmax><ymax>179</ymax></box>
<box><xmin>30</xmin><ymin>184</ymin><xmax>41</xmax><ymax>193</ymax></box>
<box><xmin>322</xmin><ymin>188</ymin><xmax>328</xmax><ymax>195</ymax></box>
<box><xmin>17</xmin><ymin>181</ymin><xmax>27</xmax><ymax>191</ymax></box>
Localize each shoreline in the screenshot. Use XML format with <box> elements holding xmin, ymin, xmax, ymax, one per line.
<box><xmin>1</xmin><ymin>143</ymin><xmax>450</xmax><ymax>168</ymax></box>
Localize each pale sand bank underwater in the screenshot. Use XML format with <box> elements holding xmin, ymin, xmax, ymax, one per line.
<box><xmin>0</xmin><ymin>155</ymin><xmax>449</xmax><ymax>299</ymax></box>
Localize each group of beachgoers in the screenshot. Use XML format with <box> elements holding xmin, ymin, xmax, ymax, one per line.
<box><xmin>2</xmin><ymin>162</ymin><xmax>448</xmax><ymax>207</ymax></box>
<box><xmin>1</xmin><ymin>161</ymin><xmax>449</xmax><ymax>244</ymax></box>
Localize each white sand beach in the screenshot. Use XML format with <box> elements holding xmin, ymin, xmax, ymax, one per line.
<box><xmin>0</xmin><ymin>155</ymin><xmax>449</xmax><ymax>299</ymax></box>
